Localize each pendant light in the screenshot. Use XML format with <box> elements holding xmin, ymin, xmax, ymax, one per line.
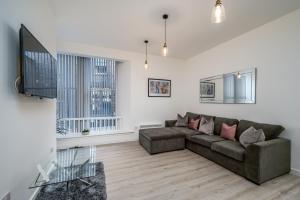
<box><xmin>237</xmin><ymin>72</ymin><xmax>242</xmax><ymax>79</ymax></box>
<box><xmin>162</xmin><ymin>14</ymin><xmax>168</xmax><ymax>57</ymax></box>
<box><xmin>211</xmin><ymin>0</ymin><xmax>226</xmax><ymax>24</ymax></box>
<box><xmin>144</xmin><ymin>40</ymin><xmax>149</xmax><ymax>69</ymax></box>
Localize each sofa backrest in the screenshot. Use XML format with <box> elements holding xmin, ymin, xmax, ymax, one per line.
<box><xmin>200</xmin><ymin>114</ymin><xmax>216</xmax><ymax>121</ymax></box>
<box><xmin>186</xmin><ymin>112</ymin><xmax>200</xmax><ymax>123</ymax></box>
<box><xmin>186</xmin><ymin>112</ymin><xmax>215</xmax><ymax>129</ymax></box>
<box><xmin>214</xmin><ymin>117</ymin><xmax>239</xmax><ymax>135</ymax></box>
<box><xmin>186</xmin><ymin>112</ymin><xmax>215</xmax><ymax>122</ymax></box>
<box><xmin>184</xmin><ymin>113</ymin><xmax>284</xmax><ymax>141</ymax></box>
<box><xmin>236</xmin><ymin>120</ymin><xmax>285</xmax><ymax>141</ymax></box>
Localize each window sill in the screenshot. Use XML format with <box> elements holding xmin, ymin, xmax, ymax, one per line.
<box><xmin>56</xmin><ymin>130</ymin><xmax>134</xmax><ymax>139</ymax></box>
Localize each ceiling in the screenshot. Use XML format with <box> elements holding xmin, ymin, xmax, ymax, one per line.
<box><xmin>50</xmin><ymin>0</ymin><xmax>300</xmax><ymax>59</ymax></box>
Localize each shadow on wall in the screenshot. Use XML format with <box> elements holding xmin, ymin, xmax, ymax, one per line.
<box><xmin>3</xmin><ymin>23</ymin><xmax>20</xmax><ymax>96</ymax></box>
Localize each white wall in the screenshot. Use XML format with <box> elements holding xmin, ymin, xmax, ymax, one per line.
<box><xmin>116</xmin><ymin>61</ymin><xmax>132</xmax><ymax>131</ymax></box>
<box><xmin>57</xmin><ymin>41</ymin><xmax>186</xmax><ymax>132</ymax></box>
<box><xmin>184</xmin><ymin>9</ymin><xmax>300</xmax><ymax>173</ymax></box>
<box><xmin>0</xmin><ymin>0</ymin><xmax>57</xmax><ymax>199</ymax></box>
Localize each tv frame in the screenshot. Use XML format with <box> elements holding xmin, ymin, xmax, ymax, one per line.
<box><xmin>19</xmin><ymin>24</ymin><xmax>57</xmax><ymax>99</ymax></box>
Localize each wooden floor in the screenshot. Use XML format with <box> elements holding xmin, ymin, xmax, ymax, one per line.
<box><xmin>95</xmin><ymin>141</ymin><xmax>300</xmax><ymax>200</ymax></box>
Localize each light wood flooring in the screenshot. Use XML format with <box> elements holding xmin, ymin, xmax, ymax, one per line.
<box><xmin>95</xmin><ymin>141</ymin><xmax>300</xmax><ymax>200</ymax></box>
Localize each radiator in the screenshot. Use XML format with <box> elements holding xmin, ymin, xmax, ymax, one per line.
<box><xmin>135</xmin><ymin>123</ymin><xmax>163</xmax><ymax>131</ymax></box>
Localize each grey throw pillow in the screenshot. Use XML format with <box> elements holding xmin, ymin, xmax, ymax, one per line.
<box><xmin>198</xmin><ymin>117</ymin><xmax>214</xmax><ymax>135</ymax></box>
<box><xmin>175</xmin><ymin>114</ymin><xmax>188</xmax><ymax>127</ymax></box>
<box><xmin>239</xmin><ymin>126</ymin><xmax>265</xmax><ymax>148</ymax></box>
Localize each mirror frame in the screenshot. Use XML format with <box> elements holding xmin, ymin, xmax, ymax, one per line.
<box><xmin>199</xmin><ymin>68</ymin><xmax>256</xmax><ymax>104</ymax></box>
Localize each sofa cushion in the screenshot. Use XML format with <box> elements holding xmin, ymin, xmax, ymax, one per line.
<box><xmin>188</xmin><ymin>118</ymin><xmax>200</xmax><ymax>130</ymax></box>
<box><xmin>165</xmin><ymin>120</ymin><xmax>177</xmax><ymax>127</ymax></box>
<box><xmin>239</xmin><ymin>126</ymin><xmax>265</xmax><ymax>148</ymax></box>
<box><xmin>187</xmin><ymin>134</ymin><xmax>225</xmax><ymax>148</ymax></box>
<box><xmin>139</xmin><ymin>128</ymin><xmax>184</xmax><ymax>141</ymax></box>
<box><xmin>199</xmin><ymin>116</ymin><xmax>214</xmax><ymax>135</ymax></box>
<box><xmin>175</xmin><ymin>114</ymin><xmax>188</xmax><ymax>127</ymax></box>
<box><xmin>214</xmin><ymin>117</ymin><xmax>239</xmax><ymax>135</ymax></box>
<box><xmin>211</xmin><ymin>140</ymin><xmax>245</xmax><ymax>161</ymax></box>
<box><xmin>236</xmin><ymin>120</ymin><xmax>285</xmax><ymax>141</ymax></box>
<box><xmin>220</xmin><ymin>123</ymin><xmax>237</xmax><ymax>141</ymax></box>
<box><xmin>171</xmin><ymin>127</ymin><xmax>200</xmax><ymax>137</ymax></box>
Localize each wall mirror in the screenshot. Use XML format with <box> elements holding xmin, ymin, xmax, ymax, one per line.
<box><xmin>200</xmin><ymin>68</ymin><xmax>256</xmax><ymax>104</ymax></box>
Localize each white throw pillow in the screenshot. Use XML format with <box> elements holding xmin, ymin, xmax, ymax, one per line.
<box><xmin>198</xmin><ymin>117</ymin><xmax>214</xmax><ymax>135</ymax></box>
<box><xmin>239</xmin><ymin>126</ymin><xmax>265</xmax><ymax>148</ymax></box>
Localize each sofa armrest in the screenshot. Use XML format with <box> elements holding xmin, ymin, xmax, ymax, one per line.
<box><xmin>165</xmin><ymin>120</ymin><xmax>177</xmax><ymax>127</ymax></box>
<box><xmin>245</xmin><ymin>138</ymin><xmax>291</xmax><ymax>184</ymax></box>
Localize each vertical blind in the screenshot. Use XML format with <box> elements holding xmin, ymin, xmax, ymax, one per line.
<box><xmin>56</xmin><ymin>54</ymin><xmax>117</xmax><ymax>119</ymax></box>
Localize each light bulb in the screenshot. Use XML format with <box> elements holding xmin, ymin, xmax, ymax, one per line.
<box><xmin>211</xmin><ymin>2</ymin><xmax>226</xmax><ymax>24</ymax></box>
<box><xmin>237</xmin><ymin>72</ymin><xmax>241</xmax><ymax>79</ymax></box>
<box><xmin>144</xmin><ymin>60</ymin><xmax>148</xmax><ymax>69</ymax></box>
<box><xmin>162</xmin><ymin>43</ymin><xmax>168</xmax><ymax>57</ymax></box>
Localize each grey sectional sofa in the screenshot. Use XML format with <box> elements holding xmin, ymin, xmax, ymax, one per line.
<box><xmin>139</xmin><ymin>112</ymin><xmax>291</xmax><ymax>184</ymax></box>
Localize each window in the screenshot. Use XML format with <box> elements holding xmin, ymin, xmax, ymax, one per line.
<box><xmin>56</xmin><ymin>54</ymin><xmax>118</xmax><ymax>134</ymax></box>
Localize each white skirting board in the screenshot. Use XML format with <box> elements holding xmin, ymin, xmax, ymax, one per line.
<box><xmin>291</xmin><ymin>168</ymin><xmax>300</xmax><ymax>176</ymax></box>
<box><xmin>57</xmin><ymin>131</ymin><xmax>138</xmax><ymax>149</ymax></box>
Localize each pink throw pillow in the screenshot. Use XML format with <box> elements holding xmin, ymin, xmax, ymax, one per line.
<box><xmin>220</xmin><ymin>123</ymin><xmax>237</xmax><ymax>141</ymax></box>
<box><xmin>188</xmin><ymin>118</ymin><xmax>200</xmax><ymax>130</ymax></box>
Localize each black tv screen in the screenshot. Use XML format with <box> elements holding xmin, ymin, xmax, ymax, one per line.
<box><xmin>19</xmin><ymin>24</ymin><xmax>57</xmax><ymax>98</ymax></box>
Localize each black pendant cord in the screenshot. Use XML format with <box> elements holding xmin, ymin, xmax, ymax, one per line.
<box><xmin>146</xmin><ymin>42</ymin><xmax>148</xmax><ymax>61</ymax></box>
<box><xmin>164</xmin><ymin>18</ymin><xmax>167</xmax><ymax>45</ymax></box>
<box><xmin>162</xmin><ymin>14</ymin><xmax>168</xmax><ymax>46</ymax></box>
<box><xmin>144</xmin><ymin>40</ymin><xmax>148</xmax><ymax>63</ymax></box>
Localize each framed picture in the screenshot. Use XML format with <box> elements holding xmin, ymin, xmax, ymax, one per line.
<box><xmin>148</xmin><ymin>78</ymin><xmax>171</xmax><ymax>97</ymax></box>
<box><xmin>200</xmin><ymin>82</ymin><xmax>215</xmax><ymax>98</ymax></box>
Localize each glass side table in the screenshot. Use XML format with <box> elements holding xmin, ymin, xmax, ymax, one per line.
<box><xmin>30</xmin><ymin>146</ymin><xmax>97</xmax><ymax>191</ymax></box>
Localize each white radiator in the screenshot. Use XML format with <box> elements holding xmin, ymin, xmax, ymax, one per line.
<box><xmin>135</xmin><ymin>123</ymin><xmax>163</xmax><ymax>132</ymax></box>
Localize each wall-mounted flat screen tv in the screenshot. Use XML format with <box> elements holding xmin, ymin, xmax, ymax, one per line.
<box><xmin>19</xmin><ymin>24</ymin><xmax>57</xmax><ymax>98</ymax></box>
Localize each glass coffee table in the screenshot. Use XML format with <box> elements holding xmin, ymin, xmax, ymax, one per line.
<box><xmin>30</xmin><ymin>146</ymin><xmax>97</xmax><ymax>191</ymax></box>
